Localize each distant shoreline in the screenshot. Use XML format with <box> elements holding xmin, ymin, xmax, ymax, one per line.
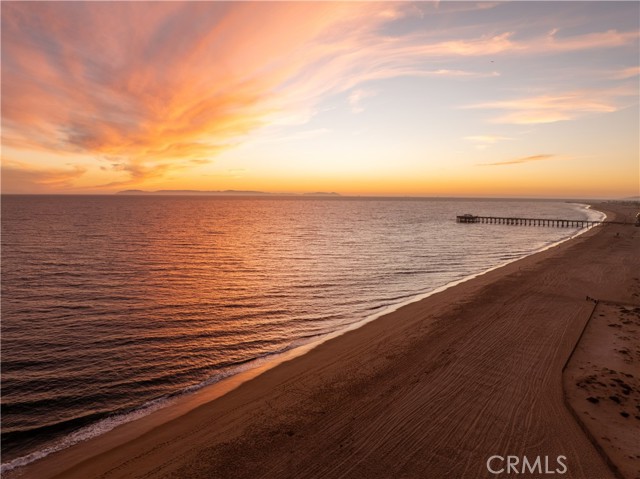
<box><xmin>3</xmin><ymin>193</ymin><xmax>637</xmax><ymax>204</ymax></box>
<box><xmin>114</xmin><ymin>189</ymin><xmax>341</xmax><ymax>197</ymax></box>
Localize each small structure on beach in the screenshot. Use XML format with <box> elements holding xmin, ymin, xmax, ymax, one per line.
<box><xmin>457</xmin><ymin>214</ymin><xmax>476</xmax><ymax>223</ymax></box>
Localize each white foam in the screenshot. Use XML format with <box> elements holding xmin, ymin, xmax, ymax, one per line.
<box><xmin>0</xmin><ymin>396</ymin><xmax>174</xmax><ymax>474</ymax></box>
<box><xmin>0</xmin><ymin>350</ymin><xmax>301</xmax><ymax>473</ymax></box>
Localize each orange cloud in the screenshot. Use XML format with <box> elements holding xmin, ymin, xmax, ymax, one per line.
<box><xmin>2</xmin><ymin>3</ymin><xmax>378</xmax><ymax>185</ymax></box>
<box><xmin>2</xmin><ymin>2</ymin><xmax>638</xmax><ymax>189</ymax></box>
<box><xmin>479</xmin><ymin>154</ymin><xmax>556</xmax><ymax>166</ymax></box>
<box><xmin>1</xmin><ymin>160</ymin><xmax>87</xmax><ymax>193</ymax></box>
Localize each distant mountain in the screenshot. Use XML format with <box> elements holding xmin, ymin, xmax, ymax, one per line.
<box><xmin>116</xmin><ymin>190</ymin><xmax>341</xmax><ymax>197</ymax></box>
<box><xmin>116</xmin><ymin>189</ymin><xmax>270</xmax><ymax>196</ymax></box>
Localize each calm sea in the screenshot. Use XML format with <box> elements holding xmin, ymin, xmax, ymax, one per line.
<box><xmin>0</xmin><ymin>196</ymin><xmax>604</xmax><ymax>470</ymax></box>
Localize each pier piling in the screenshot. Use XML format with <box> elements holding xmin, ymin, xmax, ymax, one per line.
<box><xmin>456</xmin><ymin>215</ymin><xmax>629</xmax><ymax>228</ymax></box>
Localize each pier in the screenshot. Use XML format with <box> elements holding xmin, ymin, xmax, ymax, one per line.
<box><xmin>456</xmin><ymin>214</ymin><xmax>629</xmax><ymax>228</ymax></box>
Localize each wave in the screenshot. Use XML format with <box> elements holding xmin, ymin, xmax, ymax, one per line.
<box><xmin>0</xmin><ymin>334</ymin><xmax>320</xmax><ymax>473</ymax></box>
<box><xmin>0</xmin><ymin>395</ymin><xmax>172</xmax><ymax>474</ymax></box>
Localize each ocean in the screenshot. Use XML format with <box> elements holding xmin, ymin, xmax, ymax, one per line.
<box><xmin>0</xmin><ymin>196</ymin><xmax>604</xmax><ymax>471</ymax></box>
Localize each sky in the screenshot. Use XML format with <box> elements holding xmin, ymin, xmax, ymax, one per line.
<box><xmin>1</xmin><ymin>1</ymin><xmax>639</xmax><ymax>197</ymax></box>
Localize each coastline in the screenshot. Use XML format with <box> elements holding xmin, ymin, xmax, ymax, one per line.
<box><xmin>10</xmin><ymin>202</ymin><xmax>638</xmax><ymax>479</ymax></box>
<box><xmin>1</xmin><ymin>203</ymin><xmax>602</xmax><ymax>474</ymax></box>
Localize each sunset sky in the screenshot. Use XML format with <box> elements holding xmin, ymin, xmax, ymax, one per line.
<box><xmin>2</xmin><ymin>1</ymin><xmax>639</xmax><ymax>197</ymax></box>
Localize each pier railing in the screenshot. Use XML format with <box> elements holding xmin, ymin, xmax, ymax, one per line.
<box><xmin>456</xmin><ymin>215</ymin><xmax>629</xmax><ymax>228</ymax></box>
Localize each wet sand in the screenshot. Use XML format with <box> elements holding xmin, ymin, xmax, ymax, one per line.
<box><xmin>15</xmin><ymin>202</ymin><xmax>640</xmax><ymax>479</ymax></box>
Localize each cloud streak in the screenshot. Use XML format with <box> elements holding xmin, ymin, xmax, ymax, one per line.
<box><xmin>611</xmin><ymin>66</ymin><xmax>640</xmax><ymax>79</ymax></box>
<box><xmin>479</xmin><ymin>154</ymin><xmax>556</xmax><ymax>166</ymax></box>
<box><xmin>466</xmin><ymin>87</ymin><xmax>636</xmax><ymax>124</ymax></box>
<box><xmin>1</xmin><ymin>160</ymin><xmax>87</xmax><ymax>193</ymax></box>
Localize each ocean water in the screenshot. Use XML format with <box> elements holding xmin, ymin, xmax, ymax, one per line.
<box><xmin>0</xmin><ymin>196</ymin><xmax>604</xmax><ymax>470</ymax></box>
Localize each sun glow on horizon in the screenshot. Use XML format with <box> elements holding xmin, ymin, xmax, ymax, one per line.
<box><xmin>1</xmin><ymin>2</ymin><xmax>638</xmax><ymax>198</ymax></box>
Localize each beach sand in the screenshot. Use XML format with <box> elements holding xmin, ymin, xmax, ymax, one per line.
<box><xmin>13</xmin><ymin>202</ymin><xmax>640</xmax><ymax>479</ymax></box>
<box><xmin>564</xmin><ymin>299</ymin><xmax>640</xmax><ymax>479</ymax></box>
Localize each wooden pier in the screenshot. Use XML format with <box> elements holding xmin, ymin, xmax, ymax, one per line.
<box><xmin>456</xmin><ymin>214</ymin><xmax>629</xmax><ymax>228</ymax></box>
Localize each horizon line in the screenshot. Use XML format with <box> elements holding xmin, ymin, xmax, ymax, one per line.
<box><xmin>1</xmin><ymin>192</ymin><xmax>637</xmax><ymax>202</ymax></box>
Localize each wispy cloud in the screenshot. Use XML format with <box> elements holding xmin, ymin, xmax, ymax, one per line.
<box><xmin>537</xmin><ymin>29</ymin><xmax>639</xmax><ymax>54</ymax></box>
<box><xmin>1</xmin><ymin>3</ymin><xmax>384</xmax><ymax>185</ymax></box>
<box><xmin>202</xmin><ymin>168</ymin><xmax>246</xmax><ymax>179</ymax></box>
<box><xmin>478</xmin><ymin>154</ymin><xmax>556</xmax><ymax>166</ymax></box>
<box><xmin>2</xmin><ymin>2</ymin><xmax>638</xmax><ymax>189</ymax></box>
<box><xmin>1</xmin><ymin>160</ymin><xmax>87</xmax><ymax>193</ymax></box>
<box><xmin>464</xmin><ymin>135</ymin><xmax>512</xmax><ymax>150</ymax></box>
<box><xmin>259</xmin><ymin>128</ymin><xmax>331</xmax><ymax>144</ymax></box>
<box><xmin>465</xmin><ymin>87</ymin><xmax>636</xmax><ymax>124</ymax></box>
<box><xmin>429</xmin><ymin>69</ymin><xmax>500</xmax><ymax>78</ymax></box>
<box><xmin>398</xmin><ymin>69</ymin><xmax>500</xmax><ymax>79</ymax></box>
<box><xmin>611</xmin><ymin>66</ymin><xmax>640</xmax><ymax>79</ymax></box>
<box><xmin>348</xmin><ymin>89</ymin><xmax>378</xmax><ymax>113</ymax></box>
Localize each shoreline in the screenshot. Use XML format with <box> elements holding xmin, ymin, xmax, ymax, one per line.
<box><xmin>1</xmin><ymin>204</ymin><xmax>603</xmax><ymax>474</ymax></box>
<box><xmin>10</xmin><ymin>203</ymin><xmax>637</xmax><ymax>479</ymax></box>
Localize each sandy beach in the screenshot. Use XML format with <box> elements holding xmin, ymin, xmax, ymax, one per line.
<box><xmin>564</xmin><ymin>298</ymin><xmax>640</xmax><ymax>478</ymax></box>
<box><xmin>13</xmin><ymin>202</ymin><xmax>639</xmax><ymax>479</ymax></box>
